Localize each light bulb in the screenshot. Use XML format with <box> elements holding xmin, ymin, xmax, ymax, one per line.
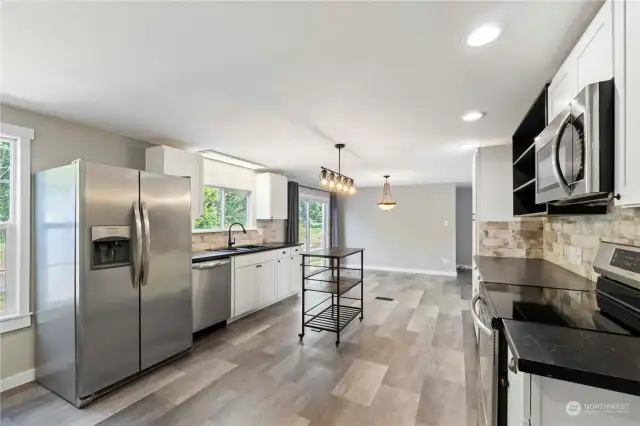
<box><xmin>321</xmin><ymin>178</ymin><xmax>328</xmax><ymax>186</ymax></box>
<box><xmin>328</xmin><ymin>173</ymin><xmax>336</xmax><ymax>188</ymax></box>
<box><xmin>337</xmin><ymin>178</ymin><xmax>343</xmax><ymax>190</ymax></box>
<box><xmin>349</xmin><ymin>185</ymin><xmax>356</xmax><ymax>194</ymax></box>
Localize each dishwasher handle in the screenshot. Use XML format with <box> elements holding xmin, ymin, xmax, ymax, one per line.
<box><xmin>192</xmin><ymin>259</ymin><xmax>231</xmax><ymax>269</ymax></box>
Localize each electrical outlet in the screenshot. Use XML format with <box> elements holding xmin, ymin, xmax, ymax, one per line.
<box><xmin>443</xmin><ymin>220</ymin><xmax>449</xmax><ymax>226</ymax></box>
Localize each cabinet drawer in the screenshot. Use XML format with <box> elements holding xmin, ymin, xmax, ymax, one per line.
<box><xmin>277</xmin><ymin>248</ymin><xmax>291</xmax><ymax>259</ymax></box>
<box><xmin>290</xmin><ymin>245</ymin><xmax>302</xmax><ymax>256</ymax></box>
<box><xmin>234</xmin><ymin>250</ymin><xmax>278</xmax><ymax>268</ymax></box>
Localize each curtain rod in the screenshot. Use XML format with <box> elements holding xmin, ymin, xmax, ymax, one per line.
<box><xmin>298</xmin><ymin>184</ymin><xmax>330</xmax><ymax>194</ymax></box>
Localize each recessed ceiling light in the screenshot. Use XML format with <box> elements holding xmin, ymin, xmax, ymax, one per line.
<box><xmin>466</xmin><ymin>24</ymin><xmax>501</xmax><ymax>47</ymax></box>
<box><xmin>198</xmin><ymin>150</ymin><xmax>266</xmax><ymax>170</ymax></box>
<box><xmin>461</xmin><ymin>111</ymin><xmax>485</xmax><ymax>122</ymax></box>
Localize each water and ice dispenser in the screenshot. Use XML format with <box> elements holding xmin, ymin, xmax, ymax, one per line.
<box><xmin>91</xmin><ymin>226</ymin><xmax>132</xmax><ymax>269</ymax></box>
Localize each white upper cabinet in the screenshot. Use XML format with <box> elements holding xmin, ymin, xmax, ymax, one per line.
<box><xmin>548</xmin><ymin>66</ymin><xmax>577</xmax><ymax>123</ymax></box>
<box><xmin>255</xmin><ymin>173</ymin><xmax>288</xmax><ymax>220</ymax></box>
<box><xmin>146</xmin><ymin>146</ymin><xmax>204</xmax><ymax>219</ymax></box>
<box><xmin>548</xmin><ymin>1</ymin><xmax>613</xmax><ymax>123</ymax></box>
<box><xmin>474</xmin><ymin>145</ymin><xmax>513</xmax><ymax>222</ymax></box>
<box><xmin>614</xmin><ymin>0</ymin><xmax>640</xmax><ymax>207</ymax></box>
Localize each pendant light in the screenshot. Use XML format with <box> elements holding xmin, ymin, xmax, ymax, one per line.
<box><xmin>377</xmin><ymin>175</ymin><xmax>396</xmax><ymax>210</ymax></box>
<box><xmin>319</xmin><ymin>144</ymin><xmax>356</xmax><ymax>194</ymax></box>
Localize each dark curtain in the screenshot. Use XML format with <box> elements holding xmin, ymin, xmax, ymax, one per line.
<box><xmin>329</xmin><ymin>192</ymin><xmax>339</xmax><ymax>248</ymax></box>
<box><xmin>286</xmin><ymin>181</ymin><xmax>299</xmax><ymax>244</ymax></box>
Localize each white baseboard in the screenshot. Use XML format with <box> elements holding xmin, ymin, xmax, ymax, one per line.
<box><xmin>1</xmin><ymin>369</ymin><xmax>35</xmax><ymax>392</ymax></box>
<box><xmin>345</xmin><ymin>264</ymin><xmax>457</xmax><ymax>277</ymax></box>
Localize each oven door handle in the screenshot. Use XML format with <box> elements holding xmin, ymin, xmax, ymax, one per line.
<box><xmin>471</xmin><ymin>294</ymin><xmax>492</xmax><ymax>336</ymax></box>
<box><xmin>552</xmin><ymin>112</ymin><xmax>573</xmax><ymax>195</ymax></box>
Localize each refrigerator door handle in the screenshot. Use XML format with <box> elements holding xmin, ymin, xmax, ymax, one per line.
<box><xmin>132</xmin><ymin>202</ymin><xmax>143</xmax><ymax>288</ymax></box>
<box><xmin>141</xmin><ymin>201</ymin><xmax>151</xmax><ymax>286</ymax></box>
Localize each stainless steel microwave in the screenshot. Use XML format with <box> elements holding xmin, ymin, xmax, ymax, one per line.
<box><xmin>535</xmin><ymin>79</ymin><xmax>614</xmax><ymax>205</ymax></box>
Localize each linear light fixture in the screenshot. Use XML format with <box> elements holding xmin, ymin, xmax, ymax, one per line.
<box><xmin>319</xmin><ymin>144</ymin><xmax>356</xmax><ymax>194</ymax></box>
<box><xmin>198</xmin><ymin>150</ymin><xmax>266</xmax><ymax>170</ymax></box>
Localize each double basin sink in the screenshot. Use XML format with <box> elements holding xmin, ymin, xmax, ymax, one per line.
<box><xmin>206</xmin><ymin>244</ymin><xmax>274</xmax><ymax>255</ymax></box>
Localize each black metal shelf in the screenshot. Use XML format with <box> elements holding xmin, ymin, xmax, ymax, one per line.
<box><xmin>512</xmin><ymin>141</ymin><xmax>536</xmax><ymax>167</ymax></box>
<box><xmin>304</xmin><ymin>305</ymin><xmax>362</xmax><ymax>333</ymax></box>
<box><xmin>513</xmin><ymin>178</ymin><xmax>535</xmax><ymax>193</ymax></box>
<box><xmin>299</xmin><ymin>249</ymin><xmax>364</xmax><ymax>346</ymax></box>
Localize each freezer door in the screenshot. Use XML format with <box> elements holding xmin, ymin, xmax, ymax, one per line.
<box><xmin>139</xmin><ymin>171</ymin><xmax>192</xmax><ymax>370</ymax></box>
<box><xmin>77</xmin><ymin>162</ymin><xmax>141</xmax><ymax>398</ymax></box>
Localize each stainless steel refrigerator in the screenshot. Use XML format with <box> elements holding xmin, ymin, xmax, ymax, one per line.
<box><xmin>34</xmin><ymin>160</ymin><xmax>192</xmax><ymax>407</ymax></box>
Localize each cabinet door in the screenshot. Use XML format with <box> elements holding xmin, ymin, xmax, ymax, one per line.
<box><xmin>548</xmin><ymin>67</ymin><xmax>577</xmax><ymax>123</ymax></box>
<box><xmin>507</xmin><ymin>347</ymin><xmax>531</xmax><ymax>426</ymax></box>
<box><xmin>277</xmin><ymin>257</ymin><xmax>291</xmax><ymax>299</ymax></box>
<box><xmin>576</xmin><ymin>1</ymin><xmax>613</xmax><ymax>90</ymax></box>
<box><xmin>615</xmin><ymin>0</ymin><xmax>640</xmax><ymax>207</ymax></box>
<box><xmin>271</xmin><ymin>174</ymin><xmax>288</xmax><ymax>219</ymax></box>
<box><xmin>290</xmin><ymin>254</ymin><xmax>302</xmax><ymax>294</ymax></box>
<box><xmin>257</xmin><ymin>261</ymin><xmax>277</xmax><ymax>306</ymax></box>
<box><xmin>234</xmin><ymin>265</ymin><xmax>257</xmax><ymax>316</ymax></box>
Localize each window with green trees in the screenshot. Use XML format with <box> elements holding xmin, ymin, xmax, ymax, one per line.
<box><xmin>0</xmin><ymin>139</ymin><xmax>12</xmax><ymax>313</ymax></box>
<box><xmin>194</xmin><ymin>186</ymin><xmax>249</xmax><ymax>230</ymax></box>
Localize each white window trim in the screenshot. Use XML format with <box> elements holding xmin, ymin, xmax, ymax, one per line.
<box><xmin>0</xmin><ymin>123</ymin><xmax>33</xmax><ymax>334</ymax></box>
<box><xmin>193</xmin><ymin>185</ymin><xmax>252</xmax><ymax>232</ymax></box>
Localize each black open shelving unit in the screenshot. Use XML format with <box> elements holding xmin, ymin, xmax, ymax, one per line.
<box><xmin>298</xmin><ymin>248</ymin><xmax>364</xmax><ymax>347</ymax></box>
<box><xmin>512</xmin><ymin>84</ymin><xmax>607</xmax><ymax>217</ymax></box>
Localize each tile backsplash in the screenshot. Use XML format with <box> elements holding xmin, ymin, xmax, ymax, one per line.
<box><xmin>256</xmin><ymin>219</ymin><xmax>287</xmax><ymax>243</ymax></box>
<box><xmin>543</xmin><ymin>206</ymin><xmax>640</xmax><ymax>281</ymax></box>
<box><xmin>191</xmin><ymin>219</ymin><xmax>288</xmax><ymax>251</ymax></box>
<box><xmin>192</xmin><ymin>230</ymin><xmax>263</xmax><ymax>252</ymax></box>
<box><xmin>478</xmin><ymin>206</ymin><xmax>640</xmax><ymax>282</ymax></box>
<box><xmin>478</xmin><ymin>219</ymin><xmax>544</xmax><ymax>258</ymax></box>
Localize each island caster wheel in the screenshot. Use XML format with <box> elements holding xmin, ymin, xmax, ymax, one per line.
<box><xmin>359</xmin><ymin>316</ymin><xmax>364</xmax><ymax>321</ymax></box>
<box><xmin>335</xmin><ymin>341</ymin><xmax>340</xmax><ymax>347</ymax></box>
<box><xmin>298</xmin><ymin>333</ymin><xmax>304</xmax><ymax>341</ymax></box>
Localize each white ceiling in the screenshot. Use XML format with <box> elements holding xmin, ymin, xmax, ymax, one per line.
<box><xmin>1</xmin><ymin>1</ymin><xmax>601</xmax><ymax>187</ymax></box>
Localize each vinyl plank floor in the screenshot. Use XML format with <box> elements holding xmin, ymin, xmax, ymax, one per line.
<box><xmin>3</xmin><ymin>271</ymin><xmax>478</xmax><ymax>426</ymax></box>
<box><xmin>331</xmin><ymin>359</ymin><xmax>388</xmax><ymax>406</ymax></box>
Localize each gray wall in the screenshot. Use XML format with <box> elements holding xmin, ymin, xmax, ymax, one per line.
<box><xmin>338</xmin><ymin>183</ymin><xmax>456</xmax><ymax>274</ymax></box>
<box><xmin>456</xmin><ymin>186</ymin><xmax>472</xmax><ymax>267</ymax></box>
<box><xmin>0</xmin><ymin>104</ymin><xmax>151</xmax><ymax>380</ymax></box>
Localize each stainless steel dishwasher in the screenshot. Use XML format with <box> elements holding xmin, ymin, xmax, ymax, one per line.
<box><xmin>191</xmin><ymin>259</ymin><xmax>232</xmax><ymax>332</ymax></box>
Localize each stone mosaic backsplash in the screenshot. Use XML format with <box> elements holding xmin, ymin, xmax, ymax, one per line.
<box><xmin>191</xmin><ymin>229</ymin><xmax>263</xmax><ymax>252</ymax></box>
<box><xmin>478</xmin><ymin>219</ymin><xmax>544</xmax><ymax>258</ymax></box>
<box><xmin>543</xmin><ymin>206</ymin><xmax>640</xmax><ymax>281</ymax></box>
<box><xmin>257</xmin><ymin>219</ymin><xmax>287</xmax><ymax>243</ymax></box>
<box><xmin>191</xmin><ymin>219</ymin><xmax>288</xmax><ymax>251</ymax></box>
<box><xmin>479</xmin><ymin>206</ymin><xmax>640</xmax><ymax>283</ymax></box>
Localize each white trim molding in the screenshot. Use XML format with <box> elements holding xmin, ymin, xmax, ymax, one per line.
<box><xmin>346</xmin><ymin>264</ymin><xmax>457</xmax><ymax>277</ymax></box>
<box><xmin>1</xmin><ymin>122</ymin><xmax>33</xmax><ymax>333</ymax></box>
<box><xmin>0</xmin><ymin>368</ymin><xmax>35</xmax><ymax>392</ymax></box>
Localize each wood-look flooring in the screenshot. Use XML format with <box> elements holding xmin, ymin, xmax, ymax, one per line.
<box><xmin>0</xmin><ymin>270</ymin><xmax>478</xmax><ymax>426</ymax></box>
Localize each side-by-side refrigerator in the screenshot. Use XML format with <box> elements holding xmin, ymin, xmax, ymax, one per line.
<box><xmin>34</xmin><ymin>160</ymin><xmax>192</xmax><ymax>407</ymax></box>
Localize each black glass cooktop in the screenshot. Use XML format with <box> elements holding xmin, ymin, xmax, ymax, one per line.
<box><xmin>481</xmin><ymin>281</ymin><xmax>633</xmax><ymax>335</ymax></box>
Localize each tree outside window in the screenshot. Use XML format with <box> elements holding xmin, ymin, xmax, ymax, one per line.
<box><xmin>194</xmin><ymin>186</ymin><xmax>249</xmax><ymax>230</ymax></box>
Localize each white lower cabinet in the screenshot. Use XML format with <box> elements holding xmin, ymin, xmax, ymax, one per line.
<box><xmin>231</xmin><ymin>246</ymin><xmax>303</xmax><ymax>320</ymax></box>
<box><xmin>507</xmin><ymin>348</ymin><xmax>531</xmax><ymax>426</ymax></box>
<box><xmin>506</xmin><ymin>347</ymin><xmax>640</xmax><ymax>426</ymax></box>
<box><xmin>234</xmin><ymin>265</ymin><xmax>257</xmax><ymax>317</ymax></box>
<box><xmin>257</xmin><ymin>260</ymin><xmax>277</xmax><ymax>306</ymax></box>
<box><xmin>290</xmin><ymin>254</ymin><xmax>302</xmax><ymax>294</ymax></box>
<box><xmin>276</xmin><ymin>257</ymin><xmax>291</xmax><ymax>299</ymax></box>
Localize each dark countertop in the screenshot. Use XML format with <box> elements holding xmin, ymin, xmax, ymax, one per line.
<box><xmin>301</xmin><ymin>247</ymin><xmax>364</xmax><ymax>259</ymax></box>
<box><xmin>474</xmin><ymin>255</ymin><xmax>594</xmax><ymax>291</ymax></box>
<box><xmin>502</xmin><ymin>319</ymin><xmax>640</xmax><ymax>397</ymax></box>
<box><xmin>192</xmin><ymin>242</ymin><xmax>303</xmax><ymax>263</ymax></box>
